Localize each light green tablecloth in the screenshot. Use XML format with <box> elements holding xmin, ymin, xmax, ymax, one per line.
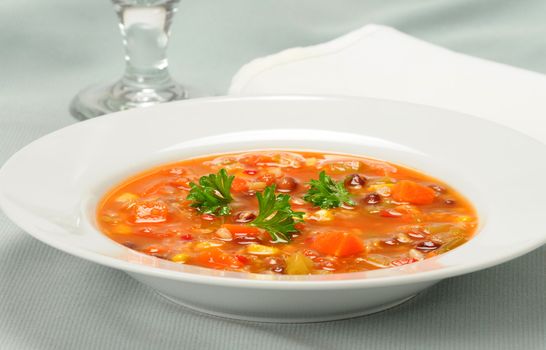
<box><xmin>0</xmin><ymin>0</ymin><xmax>544</xmax><ymax>349</ymax></box>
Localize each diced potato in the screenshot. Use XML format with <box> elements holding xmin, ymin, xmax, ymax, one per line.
<box><xmin>304</xmin><ymin>209</ymin><xmax>334</xmax><ymax>222</ymax></box>
<box><xmin>366</xmin><ymin>184</ymin><xmax>393</xmax><ymax>197</ymax></box>
<box><xmin>363</xmin><ymin>254</ymin><xmax>391</xmax><ymax>268</ymax></box>
<box><xmin>286</xmin><ymin>252</ymin><xmax>314</xmax><ymax>275</ymax></box>
<box><xmin>246</xmin><ymin>244</ymin><xmax>280</xmax><ymax>256</ymax></box>
<box><xmin>171</xmin><ymin>253</ymin><xmax>189</xmax><ymax>263</ymax></box>
<box><xmin>396</xmin><ymin>232</ymin><xmax>412</xmax><ymax>243</ymax></box>
<box><xmin>409</xmin><ymin>249</ymin><xmax>425</xmax><ymax>260</ymax></box>
<box><xmin>320</xmin><ymin>160</ymin><xmax>361</xmax><ymax>174</ymax></box>
<box><xmin>115</xmin><ymin>192</ymin><xmax>139</xmax><ymax>204</ymax></box>
<box><xmin>214</xmin><ymin>227</ymin><xmax>233</xmax><ymax>240</ymax></box>
<box><xmin>305</xmin><ymin>157</ymin><xmax>317</xmax><ymax>167</ymax></box>
<box><xmin>112</xmin><ymin>224</ymin><xmax>132</xmax><ymax>235</ymax></box>
<box><xmin>248</xmin><ymin>181</ymin><xmax>267</xmax><ymax>191</ymax></box>
<box><xmin>276</xmin><ymin>152</ymin><xmax>306</xmax><ymax>168</ymax></box>
<box><xmin>132</xmin><ymin>200</ymin><xmax>168</xmax><ymax>224</ymax></box>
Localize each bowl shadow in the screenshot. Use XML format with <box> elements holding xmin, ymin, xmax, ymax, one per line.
<box><xmin>0</xmin><ymin>229</ymin><xmax>544</xmax><ymax>350</ymax></box>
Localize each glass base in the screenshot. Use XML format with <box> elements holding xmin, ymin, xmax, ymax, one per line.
<box><xmin>70</xmin><ymin>80</ymin><xmax>190</xmax><ymax>120</ymax></box>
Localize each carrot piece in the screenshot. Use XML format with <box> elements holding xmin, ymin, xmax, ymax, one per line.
<box><xmin>311</xmin><ymin>232</ymin><xmax>365</xmax><ymax>257</ymax></box>
<box><xmin>221</xmin><ymin>224</ymin><xmax>261</xmax><ymax>236</ymax></box>
<box><xmin>391</xmin><ymin>180</ymin><xmax>436</xmax><ymax>205</ymax></box>
<box><xmin>192</xmin><ymin>248</ymin><xmax>244</xmax><ymax>269</ymax></box>
<box><xmin>231</xmin><ymin>177</ymin><xmax>249</xmax><ymax>192</ymax></box>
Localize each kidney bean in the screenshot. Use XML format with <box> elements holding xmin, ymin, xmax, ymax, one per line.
<box><xmin>416</xmin><ymin>241</ymin><xmax>440</xmax><ymax>252</ymax></box>
<box><xmin>234</xmin><ymin>211</ymin><xmax>256</xmax><ymax>223</ymax></box>
<box><xmin>363</xmin><ymin>193</ymin><xmax>381</xmax><ymax>205</ymax></box>
<box><xmin>344</xmin><ymin>174</ymin><xmax>366</xmax><ymax>188</ymax></box>
<box><xmin>277</xmin><ymin>177</ymin><xmax>298</xmax><ymax>192</ymax></box>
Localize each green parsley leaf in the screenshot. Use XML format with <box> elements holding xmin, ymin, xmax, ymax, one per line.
<box><xmin>250</xmin><ymin>185</ymin><xmax>304</xmax><ymax>243</ymax></box>
<box><xmin>302</xmin><ymin>171</ymin><xmax>355</xmax><ymax>209</ymax></box>
<box><xmin>186</xmin><ymin>169</ymin><xmax>234</xmax><ymax>216</ymax></box>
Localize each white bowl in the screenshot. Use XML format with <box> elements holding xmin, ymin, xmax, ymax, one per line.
<box><xmin>1</xmin><ymin>96</ymin><xmax>545</xmax><ymax>323</ymax></box>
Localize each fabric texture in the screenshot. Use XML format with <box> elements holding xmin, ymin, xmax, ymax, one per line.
<box><xmin>229</xmin><ymin>24</ymin><xmax>546</xmax><ymax>143</ymax></box>
<box><xmin>0</xmin><ymin>0</ymin><xmax>545</xmax><ymax>349</ymax></box>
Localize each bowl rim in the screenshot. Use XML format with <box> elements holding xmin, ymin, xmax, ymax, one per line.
<box><xmin>1</xmin><ymin>94</ymin><xmax>545</xmax><ymax>289</ymax></box>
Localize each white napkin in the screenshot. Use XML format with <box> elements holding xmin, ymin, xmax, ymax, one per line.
<box><xmin>229</xmin><ymin>24</ymin><xmax>546</xmax><ymax>144</ymax></box>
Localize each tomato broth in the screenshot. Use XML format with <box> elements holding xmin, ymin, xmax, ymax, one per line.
<box><xmin>97</xmin><ymin>151</ymin><xmax>477</xmax><ymax>275</ymax></box>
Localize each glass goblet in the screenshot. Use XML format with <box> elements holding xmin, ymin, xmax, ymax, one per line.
<box><xmin>70</xmin><ymin>0</ymin><xmax>186</xmax><ymax>120</ymax></box>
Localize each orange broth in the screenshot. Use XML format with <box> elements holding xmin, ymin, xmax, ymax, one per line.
<box><xmin>97</xmin><ymin>151</ymin><xmax>477</xmax><ymax>275</ymax></box>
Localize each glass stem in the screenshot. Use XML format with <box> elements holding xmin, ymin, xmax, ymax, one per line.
<box><xmin>112</xmin><ymin>0</ymin><xmax>183</xmax><ymax>104</ymax></box>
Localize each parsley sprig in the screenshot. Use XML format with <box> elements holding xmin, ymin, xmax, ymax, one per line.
<box><xmin>250</xmin><ymin>185</ymin><xmax>304</xmax><ymax>243</ymax></box>
<box><xmin>186</xmin><ymin>169</ymin><xmax>234</xmax><ymax>216</ymax></box>
<box><xmin>302</xmin><ymin>171</ymin><xmax>355</xmax><ymax>209</ymax></box>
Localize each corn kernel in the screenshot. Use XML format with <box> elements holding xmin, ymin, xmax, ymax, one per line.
<box><xmin>246</xmin><ymin>244</ymin><xmax>280</xmax><ymax>255</ymax></box>
<box><xmin>115</xmin><ymin>192</ymin><xmax>139</xmax><ymax>204</ymax></box>
<box><xmin>171</xmin><ymin>253</ymin><xmax>189</xmax><ymax>263</ymax></box>
<box><xmin>194</xmin><ymin>241</ymin><xmax>224</xmax><ymax>250</ymax></box>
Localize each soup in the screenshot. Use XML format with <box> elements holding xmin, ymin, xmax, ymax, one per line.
<box><xmin>97</xmin><ymin>151</ymin><xmax>477</xmax><ymax>275</ymax></box>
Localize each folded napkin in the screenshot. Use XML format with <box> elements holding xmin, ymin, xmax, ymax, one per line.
<box><xmin>229</xmin><ymin>24</ymin><xmax>546</xmax><ymax>144</ymax></box>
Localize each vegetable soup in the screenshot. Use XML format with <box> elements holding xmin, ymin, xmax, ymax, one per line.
<box><xmin>97</xmin><ymin>151</ymin><xmax>477</xmax><ymax>275</ymax></box>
